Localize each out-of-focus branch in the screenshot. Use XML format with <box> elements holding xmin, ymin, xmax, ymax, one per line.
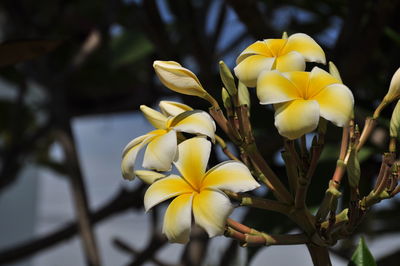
<box><xmin>0</xmin><ymin>186</ymin><xmax>145</xmax><ymax>264</ymax></box>
<box><xmin>56</xmin><ymin>128</ymin><xmax>102</xmax><ymax>266</ymax></box>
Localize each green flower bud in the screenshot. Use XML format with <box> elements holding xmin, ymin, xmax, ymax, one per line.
<box><xmin>390</xmin><ymin>100</ymin><xmax>400</xmax><ymax>138</ymax></box>
<box><xmin>219</xmin><ymin>60</ymin><xmax>237</xmax><ymax>96</ymax></box>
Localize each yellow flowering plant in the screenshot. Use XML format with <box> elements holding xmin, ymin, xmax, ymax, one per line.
<box><xmin>122</xmin><ymin>32</ymin><xmax>400</xmax><ymax>266</ymax></box>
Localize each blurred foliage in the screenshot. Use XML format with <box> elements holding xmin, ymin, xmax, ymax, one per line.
<box><xmin>0</xmin><ymin>0</ymin><xmax>400</xmax><ymax>265</ymax></box>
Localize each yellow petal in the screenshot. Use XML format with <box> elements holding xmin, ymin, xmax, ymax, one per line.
<box><xmin>234</xmin><ymin>55</ymin><xmax>275</xmax><ymax>87</ymax></box>
<box><xmin>312</xmin><ymin>84</ymin><xmax>354</xmax><ymax>127</ymax></box>
<box><xmin>257</xmin><ymin>70</ymin><xmax>302</xmax><ymax>104</ymax></box>
<box><xmin>163</xmin><ymin>193</ymin><xmax>194</xmax><ymax>244</ymax></box>
<box><xmin>202</xmin><ymin>161</ymin><xmax>259</xmax><ymax>192</ymax></box>
<box><xmin>144</xmin><ymin>174</ymin><xmax>193</xmax><ymax>211</ymax></box>
<box><xmin>134</xmin><ymin>170</ymin><xmax>166</xmax><ymax>184</ymax></box>
<box><xmin>121</xmin><ymin>135</ymin><xmax>154</xmax><ymax>180</ymax></box>
<box><xmin>385</xmin><ymin>67</ymin><xmax>400</xmax><ymax>102</ymax></box>
<box><xmin>274</xmin><ymin>99</ymin><xmax>320</xmax><ymax>139</ymax></box>
<box><xmin>275</xmin><ymin>51</ymin><xmax>306</xmax><ymax>72</ymax></box>
<box><xmin>282</xmin><ymin>33</ymin><xmax>326</xmax><ymax>64</ymax></box>
<box><xmin>170</xmin><ymin>110</ymin><xmax>216</xmax><ymax>141</ymax></box>
<box><xmin>193</xmin><ymin>189</ymin><xmax>233</xmax><ymax>238</ymax></box>
<box><xmin>265</xmin><ymin>39</ymin><xmax>287</xmax><ymax>57</ymax></box>
<box><xmin>159</xmin><ymin>100</ymin><xmax>193</xmax><ymax>117</ymax></box>
<box><xmin>282</xmin><ymin>71</ymin><xmax>310</xmax><ymax>98</ymax></box>
<box><xmin>236</xmin><ymin>41</ymin><xmax>273</xmax><ymax>64</ymax></box>
<box><xmin>174</xmin><ymin>138</ymin><xmax>210</xmax><ymax>190</ymax></box>
<box><xmin>143</xmin><ymin>130</ymin><xmax>177</xmax><ymax>171</ymax></box>
<box><xmin>153</xmin><ymin>61</ymin><xmax>207</xmax><ymax>98</ymax></box>
<box><xmin>140</xmin><ymin>105</ymin><xmax>168</xmax><ymax>129</ymax></box>
<box><xmin>307</xmin><ymin>67</ymin><xmax>341</xmax><ymax>98</ymax></box>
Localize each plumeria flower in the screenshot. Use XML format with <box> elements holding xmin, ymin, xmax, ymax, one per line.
<box><xmin>257</xmin><ymin>67</ymin><xmax>354</xmax><ymax>139</ymax></box>
<box><xmin>144</xmin><ymin>137</ymin><xmax>260</xmax><ymax>243</ymax></box>
<box><xmin>234</xmin><ymin>33</ymin><xmax>326</xmax><ymax>87</ymax></box>
<box><xmin>121</xmin><ymin>103</ymin><xmax>216</xmax><ymax>180</ymax></box>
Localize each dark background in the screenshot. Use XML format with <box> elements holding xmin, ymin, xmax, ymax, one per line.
<box><xmin>0</xmin><ymin>0</ymin><xmax>400</xmax><ymax>265</ymax></box>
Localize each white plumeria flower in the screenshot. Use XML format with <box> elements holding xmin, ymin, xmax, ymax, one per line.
<box><xmin>144</xmin><ymin>137</ymin><xmax>260</xmax><ymax>243</ymax></box>
<box><xmin>234</xmin><ymin>33</ymin><xmax>326</xmax><ymax>87</ymax></box>
<box><xmin>257</xmin><ymin>67</ymin><xmax>354</xmax><ymax>139</ymax></box>
<box><xmin>121</xmin><ymin>104</ymin><xmax>216</xmax><ymax>180</ymax></box>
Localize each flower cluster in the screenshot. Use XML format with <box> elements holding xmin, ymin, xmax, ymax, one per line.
<box><xmin>122</xmin><ymin>32</ymin><xmax>400</xmax><ymax>247</ymax></box>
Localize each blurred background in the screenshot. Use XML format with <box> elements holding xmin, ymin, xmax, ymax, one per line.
<box><xmin>0</xmin><ymin>0</ymin><xmax>400</xmax><ymax>265</ymax></box>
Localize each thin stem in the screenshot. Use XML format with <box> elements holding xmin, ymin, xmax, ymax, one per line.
<box><xmin>224</xmin><ymin>220</ymin><xmax>309</xmax><ymax>247</ymax></box>
<box><xmin>357</xmin><ymin>117</ymin><xmax>376</xmax><ymax>151</ymax></box>
<box><xmin>209</xmin><ymin>106</ymin><xmax>241</xmax><ymax>143</ymax></box>
<box><xmin>215</xmin><ymin>135</ymin><xmax>240</xmax><ymax>161</ymax></box>
<box><xmin>234</xmin><ymin>105</ymin><xmax>293</xmax><ymax>204</ymax></box>
<box><xmin>281</xmin><ymin>149</ymin><xmax>298</xmax><ymax>195</ymax></box>
<box><xmin>224</xmin><ymin>191</ymin><xmax>292</xmax><ymax>214</ymax></box>
<box><xmin>246</xmin><ymin>146</ymin><xmax>293</xmax><ymax>204</ymax></box>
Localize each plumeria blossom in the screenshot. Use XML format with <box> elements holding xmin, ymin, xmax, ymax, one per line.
<box><xmin>121</xmin><ymin>103</ymin><xmax>216</xmax><ymax>180</ymax></box>
<box><xmin>234</xmin><ymin>33</ymin><xmax>326</xmax><ymax>87</ymax></box>
<box><xmin>257</xmin><ymin>67</ymin><xmax>354</xmax><ymax>139</ymax></box>
<box><xmin>144</xmin><ymin>137</ymin><xmax>260</xmax><ymax>243</ymax></box>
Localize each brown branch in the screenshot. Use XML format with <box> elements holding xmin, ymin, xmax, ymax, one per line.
<box><xmin>113</xmin><ymin>238</ymin><xmax>173</xmax><ymax>266</ymax></box>
<box><xmin>56</xmin><ymin>128</ymin><xmax>102</xmax><ymax>266</ymax></box>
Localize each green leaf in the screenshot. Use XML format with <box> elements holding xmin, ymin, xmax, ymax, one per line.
<box><xmin>348</xmin><ymin>237</ymin><xmax>377</xmax><ymax>266</ymax></box>
<box><xmin>111</xmin><ymin>30</ymin><xmax>154</xmax><ymax>67</ymax></box>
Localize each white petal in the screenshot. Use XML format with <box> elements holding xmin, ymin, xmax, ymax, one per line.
<box><xmin>202</xmin><ymin>161</ymin><xmax>260</xmax><ymax>192</ymax></box>
<box><xmin>234</xmin><ymin>55</ymin><xmax>275</xmax><ymax>87</ymax></box>
<box><xmin>170</xmin><ymin>110</ymin><xmax>216</xmax><ymax>141</ymax></box>
<box><xmin>193</xmin><ymin>189</ymin><xmax>233</xmax><ymax>238</ymax></box>
<box><xmin>140</xmin><ymin>105</ymin><xmax>168</xmax><ymax>129</ymax></box>
<box><xmin>163</xmin><ymin>193</ymin><xmax>194</xmax><ymax>244</ymax></box>
<box><xmin>312</xmin><ymin>84</ymin><xmax>354</xmax><ymax>127</ymax></box>
<box><xmin>274</xmin><ymin>99</ymin><xmax>320</xmax><ymax>140</ymax></box>
<box><xmin>257</xmin><ymin>70</ymin><xmax>302</xmax><ymax>105</ymax></box>
<box><xmin>121</xmin><ymin>135</ymin><xmax>154</xmax><ymax>180</ymax></box>
<box><xmin>134</xmin><ymin>170</ymin><xmax>166</xmax><ymax>184</ymax></box>
<box><xmin>143</xmin><ymin>130</ymin><xmax>177</xmax><ymax>171</ymax></box>
<box><xmin>159</xmin><ymin>101</ymin><xmax>193</xmax><ymax>117</ymax></box>
<box><xmin>282</xmin><ymin>33</ymin><xmax>326</xmax><ymax>64</ymax></box>
<box><xmin>144</xmin><ymin>174</ymin><xmax>193</xmax><ymax>211</ymax></box>
<box><xmin>174</xmin><ymin>137</ymin><xmax>211</xmax><ymax>190</ymax></box>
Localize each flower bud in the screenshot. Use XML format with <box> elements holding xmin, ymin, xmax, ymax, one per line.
<box><xmin>329</xmin><ymin>61</ymin><xmax>342</xmax><ymax>83</ymax></box>
<box><xmin>384</xmin><ymin>67</ymin><xmax>400</xmax><ymax>103</ymax></box>
<box><xmin>238</xmin><ymin>81</ymin><xmax>250</xmax><ymax>108</ymax></box>
<box><xmin>221</xmin><ymin>87</ymin><xmax>232</xmax><ymax>110</ymax></box>
<box><xmin>390</xmin><ymin>100</ymin><xmax>400</xmax><ymax>138</ymax></box>
<box><xmin>219</xmin><ymin>61</ymin><xmax>237</xmax><ymax>96</ymax></box>
<box><xmin>153</xmin><ymin>60</ymin><xmax>208</xmax><ymax>98</ymax></box>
